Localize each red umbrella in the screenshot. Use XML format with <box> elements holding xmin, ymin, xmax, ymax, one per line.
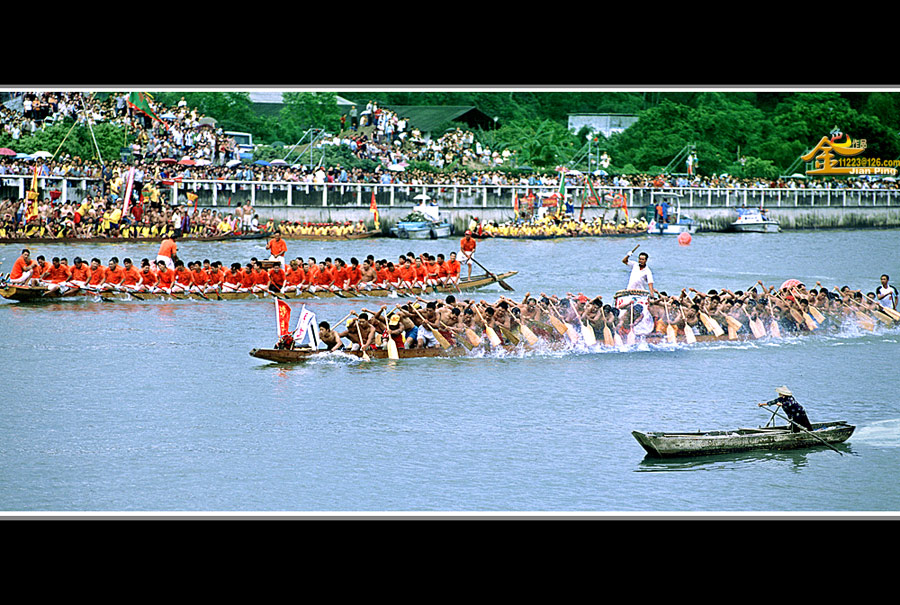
<box><xmin>159</xmin><ymin>158</ymin><xmax>176</xmax><ymax>164</ymax></box>
<box><xmin>780</xmin><ymin>279</ymin><xmax>803</xmax><ymax>290</ymax></box>
<box><xmin>0</xmin><ymin>148</ymin><xmax>16</xmax><ymax>156</ymax></box>
<box><xmin>178</xmin><ymin>158</ymin><xmax>195</xmax><ymax>166</ymax></box>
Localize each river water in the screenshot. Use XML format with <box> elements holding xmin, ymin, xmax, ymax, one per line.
<box><xmin>2</xmin><ymin>230</ymin><xmax>899</xmax><ymax>514</ymax></box>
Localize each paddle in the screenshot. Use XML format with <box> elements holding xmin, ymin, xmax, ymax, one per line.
<box><xmin>473</xmin><ymin>305</ymin><xmax>502</xmax><ymax>347</ymax></box>
<box><xmin>698</xmin><ymin>309</ymin><xmax>725</xmax><ymax>337</ymax></box>
<box><xmin>757</xmin><ymin>404</ymin><xmax>843</xmax><ymax>456</ymax></box>
<box><xmin>765</xmin><ymin>298</ymin><xmax>782</xmax><ymax>338</ymax></box>
<box><xmin>412</xmin><ymin>307</ymin><xmax>451</xmax><ymax>350</ymax></box>
<box><xmin>678</xmin><ymin>306</ymin><xmax>697</xmax><ymax>344</ymax></box>
<box><xmin>663</xmin><ymin>301</ymin><xmax>677</xmax><ymax>344</ymax></box>
<box><xmin>469</xmin><ymin>256</ymin><xmax>514</xmax><ymax>291</ymax></box>
<box><xmin>441</xmin><ymin>321</ymin><xmax>473</xmax><ymax>351</ymax></box>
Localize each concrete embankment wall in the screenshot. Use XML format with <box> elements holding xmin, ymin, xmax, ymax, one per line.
<box><xmin>253</xmin><ymin>205</ymin><xmax>900</xmax><ymax>232</ymax></box>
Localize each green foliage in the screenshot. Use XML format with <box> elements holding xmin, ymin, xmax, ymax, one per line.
<box><xmin>0</xmin><ymin>120</ymin><xmax>130</xmax><ymax>163</ymax></box>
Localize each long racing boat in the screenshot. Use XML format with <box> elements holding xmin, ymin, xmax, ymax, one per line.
<box><xmin>0</xmin><ymin>271</ymin><xmax>517</xmax><ymax>302</ymax></box>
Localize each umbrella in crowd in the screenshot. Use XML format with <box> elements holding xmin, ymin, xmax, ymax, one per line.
<box><xmin>0</xmin><ymin>148</ymin><xmax>16</xmax><ymax>156</ymax></box>
<box><xmin>178</xmin><ymin>158</ymin><xmax>195</xmax><ymax>165</ymax></box>
<box><xmin>30</xmin><ymin>151</ymin><xmax>52</xmax><ymax>158</ymax></box>
<box><xmin>226</xmin><ymin>159</ymin><xmax>242</xmax><ymax>168</ymax></box>
<box><xmin>780</xmin><ymin>279</ymin><xmax>804</xmax><ymax>290</ymax></box>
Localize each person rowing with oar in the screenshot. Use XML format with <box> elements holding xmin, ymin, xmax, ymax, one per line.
<box><xmin>758</xmin><ymin>386</ymin><xmax>813</xmax><ymax>433</ymax></box>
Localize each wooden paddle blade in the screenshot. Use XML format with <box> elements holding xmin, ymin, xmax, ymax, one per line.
<box><xmin>497</xmin><ymin>325</ymin><xmax>520</xmax><ymax>346</ymax></box>
<box><xmin>486</xmin><ymin>327</ymin><xmax>503</xmax><ymax>347</ymax></box>
<box><xmin>808</xmin><ymin>306</ymin><xmax>826</xmax><ymax>323</ymax></box>
<box><xmin>387</xmin><ymin>338</ymin><xmax>400</xmax><ymax>359</ymax></box>
<box><xmin>684</xmin><ymin>325</ymin><xmax>697</xmax><ymax>344</ymax></box>
<box><xmin>666</xmin><ymin>324</ymin><xmax>676</xmax><ymax>344</ymax></box>
<box><xmin>768</xmin><ymin>320</ymin><xmax>782</xmax><ymax>338</ymax></box>
<box><xmin>603</xmin><ymin>325</ymin><xmax>614</xmax><ymax>346</ymax></box>
<box><xmin>519</xmin><ymin>323</ymin><xmax>539</xmax><ymax>347</ymax></box>
<box><xmin>433</xmin><ymin>328</ymin><xmax>452</xmax><ymax>350</ymax></box>
<box><xmin>549</xmin><ymin>316</ymin><xmax>568</xmax><ymax>336</ymax></box>
<box><xmin>581</xmin><ymin>322</ymin><xmax>597</xmax><ymax>346</ymax></box>
<box><xmin>466</xmin><ymin>328</ymin><xmax>482</xmax><ymax>347</ymax></box>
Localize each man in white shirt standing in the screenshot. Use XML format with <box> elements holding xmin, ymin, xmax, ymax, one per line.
<box><xmin>877</xmin><ymin>274</ymin><xmax>897</xmax><ymax>310</ymax></box>
<box><xmin>622</xmin><ymin>249</ymin><xmax>656</xmax><ymax>298</ymax></box>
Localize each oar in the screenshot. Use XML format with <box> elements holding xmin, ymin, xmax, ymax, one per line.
<box><xmin>412</xmin><ymin>307</ymin><xmax>451</xmax><ymax>350</ymax></box>
<box><xmin>663</xmin><ymin>301</ymin><xmax>677</xmax><ymax>344</ymax></box>
<box><xmin>766</xmin><ymin>299</ymin><xmax>782</xmax><ymax>338</ymax></box>
<box><xmin>473</xmin><ymin>305</ymin><xmax>502</xmax><ymax>347</ymax></box>
<box><xmin>679</xmin><ymin>306</ymin><xmax>697</xmax><ymax>344</ymax></box>
<box><xmin>469</xmin><ymin>256</ymin><xmax>514</xmax><ymax>291</ymax></box>
<box><xmin>758</xmin><ymin>404</ymin><xmax>843</xmax><ymax>456</ymax></box>
<box><xmin>441</xmin><ymin>321</ymin><xmax>473</xmax><ymax>351</ymax></box>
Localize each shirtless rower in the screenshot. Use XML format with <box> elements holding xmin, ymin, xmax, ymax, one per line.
<box><xmin>358</xmin><ymin>258</ymin><xmax>377</xmax><ymax>290</ymax></box>
<box><xmin>317</xmin><ymin>321</ymin><xmax>344</xmax><ymax>352</ymax></box>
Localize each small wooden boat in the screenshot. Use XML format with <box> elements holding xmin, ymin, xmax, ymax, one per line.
<box><xmin>632</xmin><ymin>421</ymin><xmax>855</xmax><ymax>458</ymax></box>
<box><xmin>0</xmin><ymin>271</ymin><xmax>517</xmax><ymax>302</ymax></box>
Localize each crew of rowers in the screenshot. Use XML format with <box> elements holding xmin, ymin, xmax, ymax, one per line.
<box><xmin>480</xmin><ymin>215</ymin><xmax>648</xmax><ymax>238</ymax></box>
<box><xmin>276</xmin><ymin>220</ymin><xmax>371</xmax><ymax>238</ymax></box>
<box><xmin>300</xmin><ymin>282</ymin><xmax>898</xmax><ymax>353</ymax></box>
<box><xmin>2</xmin><ymin>247</ymin><xmax>467</xmax><ymax>296</ymax></box>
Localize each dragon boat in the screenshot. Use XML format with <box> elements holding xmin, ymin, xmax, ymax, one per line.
<box><xmin>0</xmin><ymin>271</ymin><xmax>517</xmax><ymax>302</ymax></box>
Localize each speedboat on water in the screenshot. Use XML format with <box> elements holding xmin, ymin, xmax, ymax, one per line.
<box><xmin>732</xmin><ymin>207</ymin><xmax>780</xmax><ymax>233</ymax></box>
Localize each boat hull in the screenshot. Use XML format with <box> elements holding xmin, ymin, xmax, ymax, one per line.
<box><xmin>732</xmin><ymin>221</ymin><xmax>781</xmax><ymax>233</ymax></box>
<box><xmin>392</xmin><ymin>221</ymin><xmax>452</xmax><ymax>239</ymax></box>
<box><xmin>632</xmin><ymin>422</ymin><xmax>855</xmax><ymax>458</ymax></box>
<box><xmin>647</xmin><ymin>220</ymin><xmax>697</xmax><ymax>235</ymax></box>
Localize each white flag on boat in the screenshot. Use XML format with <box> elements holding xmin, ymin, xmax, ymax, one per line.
<box><xmin>293</xmin><ymin>305</ymin><xmax>319</xmax><ymax>348</ymax></box>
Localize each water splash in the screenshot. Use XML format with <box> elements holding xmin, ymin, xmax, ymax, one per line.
<box><xmin>851</xmin><ymin>420</ymin><xmax>900</xmax><ymax>447</ymax></box>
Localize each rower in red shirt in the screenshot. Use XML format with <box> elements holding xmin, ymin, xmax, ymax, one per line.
<box><xmin>102</xmin><ymin>257</ymin><xmax>127</xmax><ymax>291</ymax></box>
<box><xmin>460</xmin><ymin>231</ymin><xmax>477</xmax><ymax>278</ymax></box>
<box><xmin>240</xmin><ymin>263</ymin><xmax>255</xmax><ymax>290</ymax></box>
<box><xmin>137</xmin><ymin>261</ymin><xmax>157</xmax><ymax>292</ymax></box>
<box><xmin>283</xmin><ymin>260</ymin><xmax>305</xmax><ymax>294</ymax></box>
<box><xmin>447</xmin><ymin>252</ymin><xmax>462</xmax><ymax>287</ymax></box>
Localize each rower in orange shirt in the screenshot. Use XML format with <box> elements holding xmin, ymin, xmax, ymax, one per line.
<box><xmin>240</xmin><ymin>263</ymin><xmax>255</xmax><ymax>291</ymax></box>
<box><xmin>67</xmin><ymin>257</ymin><xmax>92</xmax><ymax>291</ymax></box>
<box><xmin>120</xmin><ymin>258</ymin><xmax>142</xmax><ymax>292</ymax></box>
<box><xmin>332</xmin><ymin>258</ymin><xmax>348</xmax><ymax>291</ymax></box>
<box><xmin>221</xmin><ymin>263</ymin><xmax>245</xmax><ymax>292</ymax></box>
<box><xmin>435</xmin><ymin>253</ymin><xmax>449</xmax><ymax>287</ymax></box>
<box><xmin>268</xmin><ymin>262</ymin><xmax>286</xmax><ymax>292</ymax></box>
<box><xmin>251</xmin><ymin>262</ymin><xmax>270</xmax><ymax>293</ymax></box>
<box><xmin>398</xmin><ymin>259</ymin><xmax>415</xmax><ymax>290</ymax></box>
<box><xmin>153</xmin><ymin>261</ymin><xmax>176</xmax><ymax>293</ymax></box>
<box><xmin>266</xmin><ymin>232</ymin><xmax>288</xmax><ymax>268</ymax></box>
<box><xmin>42</xmin><ymin>257</ymin><xmax>72</xmax><ymax>294</ymax></box>
<box><xmin>86</xmin><ymin>258</ymin><xmax>107</xmax><ymax>291</ymax></box>
<box><xmin>137</xmin><ymin>260</ymin><xmax>157</xmax><ymax>292</ymax></box>
<box><xmin>8</xmin><ymin>249</ymin><xmax>38</xmax><ymax>285</ymax></box>
<box><xmin>171</xmin><ymin>260</ymin><xmax>194</xmax><ymax>294</ymax></box>
<box><xmin>347</xmin><ymin>258</ymin><xmax>362</xmax><ymax>290</ymax></box>
<box><xmin>283</xmin><ymin>259</ymin><xmax>305</xmax><ymax>295</ymax></box>
<box><xmin>311</xmin><ymin>261</ymin><xmax>332</xmax><ymax>293</ymax></box>
<box><xmin>205</xmin><ymin>263</ymin><xmax>222</xmax><ymax>292</ymax></box>
<box><xmin>102</xmin><ymin>257</ymin><xmax>126</xmax><ymax>291</ymax></box>
<box><xmin>191</xmin><ymin>262</ymin><xmax>210</xmax><ymax>294</ymax></box>
<box><xmin>447</xmin><ymin>251</ymin><xmax>462</xmax><ymax>288</ymax></box>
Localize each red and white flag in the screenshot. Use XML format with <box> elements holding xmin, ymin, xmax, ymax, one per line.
<box><xmin>275</xmin><ymin>297</ymin><xmax>291</xmax><ymax>337</ymax></box>
<box><xmin>122</xmin><ymin>167</ymin><xmax>135</xmax><ymax>216</ymax></box>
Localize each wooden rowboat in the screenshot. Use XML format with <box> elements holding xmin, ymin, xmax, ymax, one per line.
<box><xmin>0</xmin><ymin>271</ymin><xmax>517</xmax><ymax>302</ymax></box>
<box><xmin>279</xmin><ymin>231</ymin><xmax>378</xmax><ymax>241</ymax></box>
<box><xmin>632</xmin><ymin>422</ymin><xmax>855</xmax><ymax>458</ymax></box>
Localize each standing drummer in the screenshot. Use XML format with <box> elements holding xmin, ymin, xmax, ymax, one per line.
<box><xmin>621</xmin><ymin>249</ymin><xmax>657</xmax><ymax>298</ymax></box>
<box><xmin>759</xmin><ymin>386</ymin><xmax>813</xmax><ymax>432</ymax></box>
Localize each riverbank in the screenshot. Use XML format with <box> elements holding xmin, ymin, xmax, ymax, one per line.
<box><xmin>253</xmin><ymin>205</ymin><xmax>900</xmax><ymax>233</ymax></box>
